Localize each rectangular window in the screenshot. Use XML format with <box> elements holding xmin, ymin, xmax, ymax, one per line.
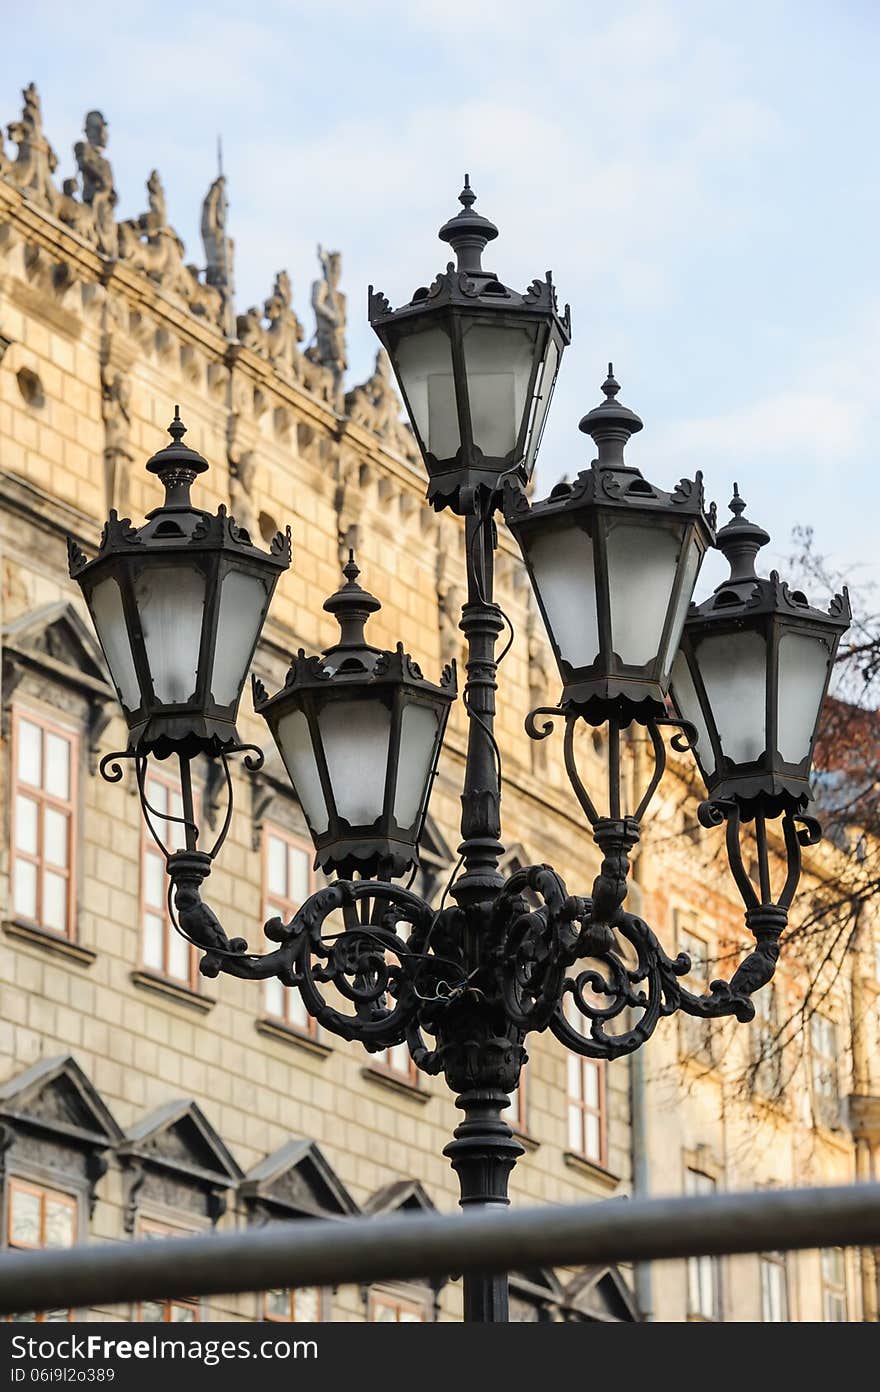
<box><xmin>685</xmin><ymin>1169</ymin><xmax>721</xmax><ymax>1319</ymax></box>
<box><xmin>264</xmin><ymin>1287</ymin><xmax>321</xmax><ymax>1321</ymax></box>
<box><xmin>821</xmin><ymin>1247</ymin><xmax>847</xmax><ymax>1321</ymax></box>
<box><xmin>676</xmin><ymin>913</ymin><xmax>715</xmax><ymax>1065</ymax></box>
<box><xmin>565</xmin><ymin>998</ymin><xmax>606</xmax><ymax>1166</ymax></box>
<box><xmin>369</xmin><ymin>1292</ymin><xmax>425</xmax><ymax>1322</ymax></box>
<box><xmin>753</xmin><ymin>983</ymin><xmax>782</xmax><ymax>1097</ymax></box>
<box><xmin>262</xmin><ymin>827</ymin><xmax>316</xmax><ymax>1034</ymax></box>
<box><xmin>12</xmin><ymin>708</ymin><xmax>77</xmax><ymax>939</ymax></box>
<box><xmin>760</xmin><ymin>1251</ymin><xmax>788</xmax><ymax>1321</ymax></box>
<box><xmin>502</xmin><ymin>1068</ymin><xmax>528</xmax><ymax>1135</ymax></box>
<box><xmin>140</xmin><ymin>771</ymin><xmax>195</xmax><ymax>987</ymax></box>
<box><xmin>137</xmin><ymin>1218</ymin><xmax>200</xmax><ymax>1322</ymax></box>
<box><xmin>810</xmin><ymin>1013</ymin><xmax>840</xmax><ymax>1129</ymax></box>
<box><xmin>7</xmin><ymin>1177</ymin><xmax>76</xmax><ymax>1322</ymax></box>
<box><xmin>373</xmin><ymin>1041</ymin><xmax>418</xmax><ymax>1083</ymax></box>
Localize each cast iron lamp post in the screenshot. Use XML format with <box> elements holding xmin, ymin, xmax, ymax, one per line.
<box><xmin>69</xmin><ymin>181</ymin><xmax>850</xmax><ymax>1324</ymax></box>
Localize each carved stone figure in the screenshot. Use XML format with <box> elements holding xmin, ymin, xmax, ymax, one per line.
<box><xmin>117</xmin><ymin>170</ymin><xmax>222</xmax><ymax>325</ymax></box>
<box><xmin>5</xmin><ymin>84</ymin><xmax>61</xmax><ymax>213</ymax></box>
<box><xmin>200</xmin><ymin>174</ymin><xmax>234</xmax><ymax>326</ymax></box>
<box><xmin>101</xmin><ymin>366</ymin><xmax>133</xmax><ymax>514</ymax></box>
<box><xmin>335</xmin><ymin>451</ymin><xmax>362</xmax><ymax>562</ymax></box>
<box><xmin>229</xmin><ymin>449</ymin><xmax>259</xmax><ymax>543</ymax></box>
<box><xmin>308</xmin><ymin>245</ymin><xmax>346</xmax><ymax>407</ymax></box>
<box><xmin>72</xmin><ymin>111</ymin><xmax>117</xmax><ymax>255</ymax></box>
<box><xmin>235</xmin><ymin>270</ymin><xmax>334</xmax><ymax>404</ymax></box>
<box><xmin>345</xmin><ymin>349</ymin><xmax>418</xmax><ymax>463</ymax></box>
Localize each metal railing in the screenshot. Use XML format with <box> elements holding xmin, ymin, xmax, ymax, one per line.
<box><xmin>0</xmin><ymin>1182</ymin><xmax>878</xmax><ymax>1314</ymax></box>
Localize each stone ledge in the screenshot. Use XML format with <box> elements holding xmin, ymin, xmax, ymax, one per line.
<box><xmin>563</xmin><ymin>1151</ymin><xmax>621</xmax><ymax>1191</ymax></box>
<box><xmin>510</xmin><ymin>1126</ymin><xmax>540</xmax><ymax>1154</ymax></box>
<box><xmin>361</xmin><ymin>1064</ymin><xmax>430</xmax><ymax>1105</ymax></box>
<box><xmin>3</xmin><ymin>918</ymin><xmax>96</xmax><ymax>967</ymax></box>
<box><xmin>130</xmin><ymin>968</ymin><xmax>215</xmax><ymax>1014</ymax></box>
<box><xmin>255</xmin><ymin>1017</ymin><xmax>333</xmax><ymax>1059</ymax></box>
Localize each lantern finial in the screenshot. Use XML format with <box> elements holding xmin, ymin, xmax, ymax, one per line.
<box><xmin>145</xmin><ymin>404</ymin><xmax>209</xmax><ymax>510</ymax></box>
<box><xmin>438</xmin><ymin>174</ymin><xmax>499</xmax><ymax>274</ymax></box>
<box><xmin>323</xmin><ymin>553</ymin><xmax>382</xmax><ymax>667</ymax></box>
<box><xmin>714</xmin><ymin>484</ymin><xmax>770</xmax><ymax>595</ymax></box>
<box><xmin>578</xmin><ymin>364</ymin><xmax>644</xmax><ymax>468</ymax></box>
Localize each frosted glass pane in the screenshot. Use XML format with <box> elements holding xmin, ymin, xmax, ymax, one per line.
<box><xmin>288</xmin><ymin>846</ymin><xmax>310</xmax><ymax>905</ymax></box>
<box><xmin>10</xmin><ymin>1189</ymin><xmax>40</xmax><ymax>1246</ymax></box>
<box><xmin>168</xmin><ymin>925</ymin><xmax>189</xmax><ymax>982</ymax></box>
<box><xmin>606</xmin><ymin>520</ymin><xmax>681</xmax><ymax>666</ymax></box>
<box><xmin>696</xmin><ymin>630</ymin><xmax>767</xmax><ymax>764</ymax></box>
<box><xmin>584</xmin><ymin>1113</ymin><xmax>600</xmax><ymax>1160</ymax></box>
<box><xmin>567</xmin><ymin>1054</ymin><xmax>582</xmax><ymax>1101</ymax></box>
<box><xmin>526</xmin><ymin>339</ymin><xmax>559</xmax><ymax>473</ymax></box>
<box><xmin>17</xmin><ymin>718</ymin><xmax>41</xmax><ymax>786</ymax></box>
<box><xmin>264</xmin><ymin>976</ymin><xmax>284</xmax><ymax>1018</ymax></box>
<box><xmin>660</xmin><ymin>536</ymin><xmax>703</xmax><ymax>680</ymax></box>
<box><xmin>143</xmin><ymin>913</ymin><xmax>165</xmax><ymax>970</ymax></box>
<box><xmin>210</xmin><ymin>570</ymin><xmax>268</xmax><ymax>707</ymax></box>
<box><xmin>135</xmin><ymin>564</ymin><xmax>206</xmax><ymax>704</ymax></box>
<box><xmin>89</xmin><ymin>575</ymin><xmax>141</xmax><ymax>711</ymax></box>
<box><xmin>777</xmin><ymin>632</ymin><xmax>830</xmax><ymax>763</ymax></box>
<box><xmin>528</xmin><ymin>526</ymin><xmax>599</xmax><ymax>669</ymax></box>
<box><xmin>14</xmin><ymin>858</ymin><xmax>37</xmax><ymax>919</ymax></box>
<box><xmin>167</xmin><ymin>789</ymin><xmax>187</xmax><ymax>853</ymax></box>
<box><xmin>267</xmin><ymin>834</ymin><xmax>287</xmax><ymax>897</ymax></box>
<box><xmin>288</xmin><ymin>991</ymin><xmax>309</xmax><ymax>1030</ymax></box>
<box><xmin>583</xmin><ymin>1061</ymin><xmax>599</xmax><ymax>1108</ymax></box>
<box><xmin>275</xmin><ymin>710</ymin><xmax>329</xmax><ymax>834</ymax></box>
<box><xmin>44</xmin><ymin>808</ymin><xmax>68</xmax><ymax>868</ymax></box>
<box><xmin>15</xmin><ymin>796</ymin><xmax>38</xmax><ymax>855</ymax></box>
<box><xmin>393</xmin><ymin>703</ymin><xmax>440</xmax><ymax>829</ymax></box>
<box><xmin>42</xmin><ymin>871</ymin><xmax>67</xmax><ymax>932</ymax></box>
<box><xmin>265</xmin><ymin>1288</ymin><xmax>289</xmax><ymax>1318</ymax></box>
<box><xmin>44</xmin><ymin>733</ymin><xmax>70</xmax><ymax>800</ymax></box>
<box><xmin>44</xmin><ymin>1199</ymin><xmax>74</xmax><ymax>1249</ymax></box>
<box><xmin>318</xmin><ymin>700</ymin><xmax>392</xmax><ymax>826</ymax></box>
<box><xmin>394</xmin><ymin>327</ymin><xmax>458</xmax><ymax>458</ymax></box>
<box><xmin>462</xmin><ymin>324</ymin><xmax>537</xmax><ymax>458</ymax></box>
<box><xmin>670</xmin><ymin>652</ymin><xmax>716</xmax><ymax>775</ymax></box>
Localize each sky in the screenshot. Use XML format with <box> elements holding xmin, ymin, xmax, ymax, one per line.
<box><xmin>3</xmin><ymin>0</ymin><xmax>879</xmax><ymax>604</ymax></box>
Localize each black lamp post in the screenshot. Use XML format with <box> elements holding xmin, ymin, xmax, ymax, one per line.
<box><xmin>70</xmin><ymin>182</ymin><xmax>850</xmax><ymax>1324</ymax></box>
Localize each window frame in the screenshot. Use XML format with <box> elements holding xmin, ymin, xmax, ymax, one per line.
<box><xmin>139</xmin><ymin>766</ymin><xmax>199</xmax><ymax>990</ymax></box>
<box><xmin>371</xmin><ymin>1040</ymin><xmax>419</xmax><ymax>1086</ymax></box>
<box><xmin>810</xmin><ymin>1012</ymin><xmax>841</xmax><ymax>1129</ymax></box>
<box><xmin>684</xmin><ymin>1168</ymin><xmax>722</xmax><ymax>1320</ymax></box>
<box><xmin>564</xmin><ymin>996</ymin><xmax>607</xmax><ymax>1168</ymax></box>
<box><xmin>502</xmin><ymin>1067</ymin><xmax>529</xmax><ymax>1136</ymax></box>
<box><xmin>262</xmin><ymin>1286</ymin><xmax>324</xmax><ymax>1322</ymax></box>
<box><xmin>136</xmin><ymin>1216</ymin><xmax>201</xmax><ymax>1323</ymax></box>
<box><xmin>675</xmin><ymin>909</ymin><xmax>716</xmax><ymax>1067</ymax></box>
<box><xmin>5</xmin><ymin>1176</ymin><xmax>78</xmax><ymax>1323</ymax></box>
<box><xmin>261</xmin><ymin>824</ymin><xmax>317</xmax><ymax>1038</ymax></box>
<box><xmin>759</xmin><ymin>1249</ymin><xmax>789</xmax><ymax>1322</ymax></box>
<box><xmin>820</xmin><ymin>1246</ymin><xmax>848</xmax><ymax>1322</ymax></box>
<box><xmin>10</xmin><ymin>704</ymin><xmax>79</xmax><ymax>942</ymax></box>
<box><xmin>368</xmin><ymin>1289</ymin><xmax>427</xmax><ymax>1322</ymax></box>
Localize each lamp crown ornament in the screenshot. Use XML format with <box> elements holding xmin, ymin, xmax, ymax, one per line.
<box><xmin>437</xmin><ymin>174</ymin><xmax>500</xmax><ymax>274</ymax></box>
<box><xmin>712</xmin><ymin>483</ymin><xmax>772</xmax><ymax>596</ymax></box>
<box><xmin>145</xmin><ymin>405</ymin><xmax>210</xmax><ymax>511</ymax></box>
<box><xmin>578</xmin><ymin>364</ymin><xmax>644</xmax><ymax>469</ymax></box>
<box><xmin>322</xmin><ymin>549</ymin><xmax>382</xmax><ymax>667</ymax></box>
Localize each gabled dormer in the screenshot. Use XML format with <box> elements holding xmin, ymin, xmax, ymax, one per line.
<box><xmin>240</xmin><ymin>1138</ymin><xmax>358</xmax><ymax>1223</ymax></box>
<box><xmin>118</xmin><ymin>1098</ymin><xmax>242</xmax><ymax>1231</ymax></box>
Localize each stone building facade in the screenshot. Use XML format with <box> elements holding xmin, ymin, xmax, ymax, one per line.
<box><xmin>0</xmin><ymin>83</ymin><xmax>877</xmax><ymax>1323</ymax></box>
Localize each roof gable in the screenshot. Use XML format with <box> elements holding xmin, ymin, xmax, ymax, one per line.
<box><xmin>363</xmin><ymin>1177</ymin><xmax>435</xmax><ymax>1216</ymax></box>
<box><xmin>3</xmin><ymin>601</ymin><xmax>111</xmax><ymax>693</ymax></box>
<box><xmin>0</xmin><ymin>1054</ymin><xmax>122</xmax><ymax>1148</ymax></box>
<box><xmin>242</xmin><ymin>1138</ymin><xmax>358</xmax><ymax>1219</ymax></box>
<box><xmin>564</xmin><ymin>1265</ymin><xmax>640</xmax><ymax>1322</ymax></box>
<box><xmin>121</xmin><ymin>1099</ymin><xmax>242</xmax><ymax>1187</ymax></box>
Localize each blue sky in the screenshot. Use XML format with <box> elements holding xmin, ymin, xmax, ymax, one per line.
<box><xmin>3</xmin><ymin>0</ymin><xmax>878</xmax><ymax>603</ymax></box>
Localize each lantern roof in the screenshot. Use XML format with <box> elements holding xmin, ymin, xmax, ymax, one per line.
<box><xmin>368</xmin><ymin>177</ymin><xmax>571</xmax><ymax>338</ymax></box>
<box><xmin>688</xmin><ymin>487</ymin><xmax>851</xmax><ymax>630</ymax></box>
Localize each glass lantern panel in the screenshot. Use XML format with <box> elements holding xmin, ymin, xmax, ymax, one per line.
<box><xmin>318</xmin><ymin>699</ymin><xmax>392</xmax><ymax>826</ymax></box>
<box><xmin>210</xmin><ymin>569</ymin><xmax>269</xmax><ymax>708</ymax></box>
<box><xmin>527</xmin><ymin>525</ymin><xmax>600</xmax><ymax>670</ymax></box>
<box><xmin>777</xmin><ymin>631</ymin><xmax>831</xmax><ymax>764</ymax></box>
<box><xmin>659</xmin><ymin>535</ymin><xmax>703</xmax><ymax>681</ymax></box>
<box><xmin>695</xmin><ymin>630</ymin><xmax>767</xmax><ymax>765</ymax></box>
<box><xmin>275</xmin><ymin>709</ymin><xmax>330</xmax><ymax>835</ymax></box>
<box><xmin>461</xmin><ymin>323</ymin><xmax>539</xmax><ymax>459</ymax></box>
<box><xmin>606</xmin><ymin>520</ymin><xmax>683</xmax><ymax>667</ymax></box>
<box><xmin>89</xmin><ymin>575</ymin><xmax>142</xmax><ymax>712</ymax></box>
<box><xmin>393</xmin><ymin>702</ymin><xmax>440</xmax><ymax>830</ymax></box>
<box><xmin>393</xmin><ymin>326</ymin><xmax>458</xmax><ymax>460</ymax></box>
<box><xmin>670</xmin><ymin>651</ymin><xmax>716</xmax><ymax>775</ymax></box>
<box><xmin>134</xmin><ymin>564</ymin><xmax>206</xmax><ymax>705</ymax></box>
<box><xmin>525</xmin><ymin>337</ymin><xmax>559</xmax><ymax>474</ymax></box>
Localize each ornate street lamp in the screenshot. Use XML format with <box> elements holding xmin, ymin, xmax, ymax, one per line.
<box><xmin>369</xmin><ymin>177</ymin><xmax>571</xmax><ymax>515</ymax></box>
<box><xmin>70</xmin><ymin>186</ymin><xmax>850</xmax><ymax>1325</ymax></box>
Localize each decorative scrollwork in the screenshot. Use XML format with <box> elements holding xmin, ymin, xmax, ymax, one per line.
<box><xmin>525</xmin><ymin>704</ymin><xmax>565</xmax><ymax>741</ymax></box>
<box><xmin>99</xmin><ymin>748</ymin><xmax>137</xmax><ymax>783</ymax></box>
